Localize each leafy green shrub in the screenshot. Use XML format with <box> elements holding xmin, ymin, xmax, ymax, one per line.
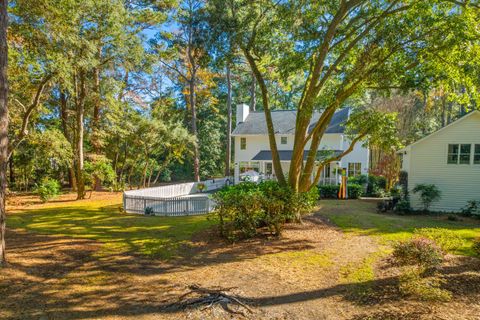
<box><xmin>447</xmin><ymin>215</ymin><xmax>459</xmax><ymax>221</ymax></box>
<box><xmin>366</xmin><ymin>175</ymin><xmax>387</xmax><ymax>197</ymax></box>
<box><xmin>461</xmin><ymin>200</ymin><xmax>480</xmax><ymax>218</ymax></box>
<box><xmin>392</xmin><ymin>237</ymin><xmax>443</xmax><ymax>268</ymax></box>
<box><xmin>412</xmin><ymin>184</ymin><xmax>441</xmax><ymax>212</ymax></box>
<box><xmin>348</xmin><ymin>174</ymin><xmax>368</xmax><ymax>186</ymax></box>
<box><xmin>159</xmin><ymin>168</ymin><xmax>172</xmax><ymax>182</ymax></box>
<box><xmin>472</xmin><ymin>237</ymin><xmax>480</xmax><ymax>257</ymax></box>
<box><xmin>399</xmin><ymin>267</ymin><xmax>452</xmax><ymax>302</ymax></box>
<box><xmin>414</xmin><ymin>228</ymin><xmax>464</xmax><ymax>252</ymax></box>
<box><xmin>36</xmin><ymin>178</ymin><xmax>61</xmax><ymax>203</ymax></box>
<box><xmin>347</xmin><ymin>183</ymin><xmax>363</xmax><ymax>199</ymax></box>
<box><xmin>212</xmin><ymin>181</ymin><xmax>317</xmax><ymax>241</ymax></box>
<box><xmin>318</xmin><ymin>184</ymin><xmax>339</xmax><ymax>199</ymax></box>
<box><xmin>390</xmin><ymin>184</ymin><xmax>402</xmax><ymax>199</ymax></box>
<box><xmin>394</xmin><ymin>199</ymin><xmax>412</xmax><ymax>214</ymax></box>
<box><xmin>318</xmin><ymin>184</ymin><xmax>362</xmax><ymax>199</ymax></box>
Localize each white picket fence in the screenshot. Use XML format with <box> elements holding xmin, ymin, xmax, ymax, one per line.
<box><xmin>123</xmin><ymin>177</ymin><xmax>232</xmax><ymax>216</ymax></box>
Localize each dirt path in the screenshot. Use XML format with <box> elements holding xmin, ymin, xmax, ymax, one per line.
<box><xmin>1</xmin><ymin>207</ymin><xmax>479</xmax><ymax>319</ymax></box>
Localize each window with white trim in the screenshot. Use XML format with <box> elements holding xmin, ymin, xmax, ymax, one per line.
<box><xmin>265</xmin><ymin>162</ymin><xmax>273</xmax><ymax>175</ymax></box>
<box><xmin>324</xmin><ymin>163</ymin><xmax>331</xmax><ymax>178</ymax></box>
<box><xmin>281</xmin><ymin>136</ymin><xmax>287</xmax><ymax>144</ymax></box>
<box><xmin>474</xmin><ymin>144</ymin><xmax>480</xmax><ymax>165</ymax></box>
<box><xmin>348</xmin><ymin>162</ymin><xmax>361</xmax><ymax>177</ymax></box>
<box><xmin>240</xmin><ymin>137</ymin><xmax>246</xmax><ymax>150</ymax></box>
<box><xmin>448</xmin><ymin>144</ymin><xmax>472</xmax><ymax>164</ymax></box>
<box><xmin>447</xmin><ymin>144</ymin><xmax>459</xmax><ymax>164</ymax></box>
<box><xmin>460</xmin><ymin>144</ymin><xmax>472</xmax><ymax>164</ymax></box>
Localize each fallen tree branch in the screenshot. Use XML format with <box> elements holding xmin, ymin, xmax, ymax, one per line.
<box><xmin>166</xmin><ymin>284</ymin><xmax>254</xmax><ymax>316</ymax></box>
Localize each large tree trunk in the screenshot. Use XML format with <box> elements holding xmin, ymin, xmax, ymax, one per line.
<box><xmin>92</xmin><ymin>48</ymin><xmax>102</xmax><ymax>191</ymax></box>
<box><xmin>59</xmin><ymin>91</ymin><xmax>77</xmax><ymax>191</ymax></box>
<box><xmin>7</xmin><ymin>74</ymin><xmax>52</xmax><ymax>160</ymax></box>
<box><xmin>243</xmin><ymin>50</ymin><xmax>286</xmax><ymax>185</ymax></box>
<box><xmin>0</xmin><ymin>0</ymin><xmax>8</xmax><ymax>267</ymax></box>
<box><xmin>441</xmin><ymin>93</ymin><xmax>447</xmax><ymax>128</ymax></box>
<box><xmin>74</xmin><ymin>72</ymin><xmax>86</xmax><ymax>199</ymax></box>
<box><xmin>185</xmin><ymin>23</ymin><xmax>200</xmax><ymax>182</ymax></box>
<box><xmin>189</xmin><ymin>78</ymin><xmax>200</xmax><ymax>182</ymax></box>
<box><xmin>8</xmin><ymin>153</ymin><xmax>13</xmax><ymax>186</ymax></box>
<box><xmin>225</xmin><ymin>64</ymin><xmax>232</xmax><ymax>177</ymax></box>
<box><xmin>250</xmin><ymin>71</ymin><xmax>256</xmax><ymax>111</ymax></box>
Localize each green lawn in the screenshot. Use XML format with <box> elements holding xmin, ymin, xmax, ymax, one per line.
<box><xmin>317</xmin><ymin>200</ymin><xmax>480</xmax><ymax>256</ymax></box>
<box><xmin>8</xmin><ymin>194</ymin><xmax>214</xmax><ymax>259</ymax></box>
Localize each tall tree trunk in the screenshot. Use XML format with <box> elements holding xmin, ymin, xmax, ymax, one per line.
<box><xmin>250</xmin><ymin>71</ymin><xmax>256</xmax><ymax>111</ymax></box>
<box><xmin>141</xmin><ymin>163</ymin><xmax>148</xmax><ymax>189</ymax></box>
<box><xmin>59</xmin><ymin>91</ymin><xmax>77</xmax><ymax>190</ymax></box>
<box><xmin>185</xmin><ymin>22</ymin><xmax>200</xmax><ymax>182</ymax></box>
<box><xmin>0</xmin><ymin>0</ymin><xmax>8</xmax><ymax>266</ymax></box>
<box><xmin>119</xmin><ymin>144</ymin><xmax>128</xmax><ymax>183</ymax></box>
<box><xmin>189</xmin><ymin>78</ymin><xmax>200</xmax><ymax>182</ymax></box>
<box><xmin>441</xmin><ymin>94</ymin><xmax>447</xmax><ymax>127</ymax></box>
<box><xmin>225</xmin><ymin>64</ymin><xmax>232</xmax><ymax>177</ymax></box>
<box><xmin>243</xmin><ymin>50</ymin><xmax>286</xmax><ymax>186</ymax></box>
<box><xmin>92</xmin><ymin>48</ymin><xmax>102</xmax><ymax>191</ymax></box>
<box><xmin>8</xmin><ymin>152</ymin><xmax>13</xmax><ymax>186</ymax></box>
<box><xmin>74</xmin><ymin>72</ymin><xmax>86</xmax><ymax>199</ymax></box>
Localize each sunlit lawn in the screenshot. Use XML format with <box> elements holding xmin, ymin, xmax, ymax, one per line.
<box><xmin>7</xmin><ymin>193</ymin><xmax>214</xmax><ymax>259</ymax></box>
<box><xmin>317</xmin><ymin>200</ymin><xmax>480</xmax><ymax>256</ymax></box>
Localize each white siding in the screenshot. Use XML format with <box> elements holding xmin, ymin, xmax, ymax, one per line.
<box><xmin>407</xmin><ymin>112</ymin><xmax>480</xmax><ymax>212</ymax></box>
<box><xmin>233</xmin><ymin>134</ymin><xmax>343</xmax><ymax>162</ymax></box>
<box><xmin>341</xmin><ymin>139</ymin><xmax>370</xmax><ymax>176</ymax></box>
<box><xmin>233</xmin><ymin>133</ymin><xmax>370</xmax><ymax>178</ymax></box>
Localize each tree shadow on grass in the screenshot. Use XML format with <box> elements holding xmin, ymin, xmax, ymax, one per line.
<box><xmin>4</xmin><ymin>262</ymin><xmax>477</xmax><ymax>320</ymax></box>
<box><xmin>4</xmin><ymin>200</ymin><xmax>480</xmax><ymax>320</ymax></box>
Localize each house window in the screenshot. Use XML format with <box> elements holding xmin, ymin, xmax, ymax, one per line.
<box><xmin>448</xmin><ymin>144</ymin><xmax>472</xmax><ymax>164</ymax></box>
<box><xmin>281</xmin><ymin>136</ymin><xmax>287</xmax><ymax>144</ymax></box>
<box><xmin>459</xmin><ymin>144</ymin><xmax>472</xmax><ymax>164</ymax></box>
<box><xmin>239</xmin><ymin>161</ymin><xmax>259</xmax><ymax>173</ymax></box>
<box><xmin>447</xmin><ymin>144</ymin><xmax>459</xmax><ymax>164</ymax></box>
<box><xmin>324</xmin><ymin>163</ymin><xmax>331</xmax><ymax>178</ymax></box>
<box><xmin>265</xmin><ymin>162</ymin><xmax>273</xmax><ymax>175</ymax></box>
<box><xmin>348</xmin><ymin>163</ymin><xmax>361</xmax><ymax>177</ymax></box>
<box><xmin>475</xmin><ymin>144</ymin><xmax>480</xmax><ymax>164</ymax></box>
<box><xmin>240</xmin><ymin>137</ymin><xmax>246</xmax><ymax>150</ymax></box>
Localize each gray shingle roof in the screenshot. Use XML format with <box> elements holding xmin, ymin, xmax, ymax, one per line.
<box><xmin>232</xmin><ymin>108</ymin><xmax>350</xmax><ymax>135</ymax></box>
<box><xmin>251</xmin><ymin>150</ymin><xmax>343</xmax><ymax>161</ymax></box>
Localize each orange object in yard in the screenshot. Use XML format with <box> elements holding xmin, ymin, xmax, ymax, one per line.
<box><xmin>337</xmin><ymin>169</ymin><xmax>348</xmax><ymax>199</ymax></box>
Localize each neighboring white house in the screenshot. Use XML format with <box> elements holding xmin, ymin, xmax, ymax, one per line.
<box><xmin>231</xmin><ymin>104</ymin><xmax>370</xmax><ymax>185</ymax></box>
<box><xmin>398</xmin><ymin>110</ymin><xmax>480</xmax><ymax>212</ymax></box>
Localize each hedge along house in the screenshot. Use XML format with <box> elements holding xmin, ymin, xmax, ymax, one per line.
<box><xmin>231</xmin><ymin>104</ymin><xmax>370</xmax><ymax>185</ymax></box>
<box><xmin>398</xmin><ymin>110</ymin><xmax>480</xmax><ymax>212</ymax></box>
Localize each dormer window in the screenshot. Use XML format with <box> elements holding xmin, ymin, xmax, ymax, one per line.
<box><xmin>240</xmin><ymin>137</ymin><xmax>246</xmax><ymax>150</ymax></box>
<box><xmin>281</xmin><ymin>137</ymin><xmax>287</xmax><ymax>144</ymax></box>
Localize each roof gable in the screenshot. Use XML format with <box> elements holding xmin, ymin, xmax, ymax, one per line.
<box><xmin>232</xmin><ymin>108</ymin><xmax>350</xmax><ymax>135</ymax></box>
<box><xmin>399</xmin><ymin>110</ymin><xmax>480</xmax><ymax>152</ymax></box>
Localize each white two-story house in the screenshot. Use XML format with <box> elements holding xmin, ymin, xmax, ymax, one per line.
<box><xmin>232</xmin><ymin>104</ymin><xmax>370</xmax><ymax>185</ymax></box>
